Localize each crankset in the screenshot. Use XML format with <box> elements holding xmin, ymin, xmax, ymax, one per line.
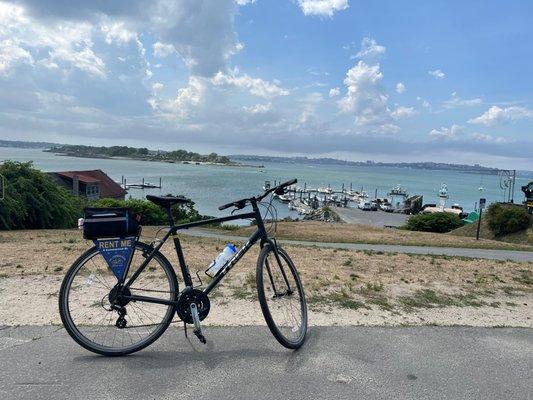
<box><xmin>176</xmin><ymin>288</ymin><xmax>210</xmax><ymax>344</ymax></box>
<box><xmin>176</xmin><ymin>288</ymin><xmax>210</xmax><ymax>324</ymax></box>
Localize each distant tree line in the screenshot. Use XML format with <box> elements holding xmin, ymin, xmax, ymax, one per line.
<box><xmin>48</xmin><ymin>144</ymin><xmax>233</xmax><ymax>164</ymax></box>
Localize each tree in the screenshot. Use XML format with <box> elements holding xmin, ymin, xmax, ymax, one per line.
<box><xmin>0</xmin><ymin>161</ymin><xmax>83</xmax><ymax>230</ymax></box>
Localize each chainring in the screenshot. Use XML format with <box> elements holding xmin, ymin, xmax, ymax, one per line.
<box><xmin>176</xmin><ymin>288</ymin><xmax>210</xmax><ymax>324</ymax></box>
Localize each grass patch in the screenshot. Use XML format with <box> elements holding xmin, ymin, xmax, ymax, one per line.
<box><xmin>398</xmin><ymin>289</ymin><xmax>490</xmax><ymax>311</ymax></box>
<box><xmin>231</xmin><ymin>286</ymin><xmax>254</xmax><ymax>300</ymax></box>
<box><xmin>366</xmin><ymin>296</ymin><xmax>394</xmax><ymax>311</ymax></box>
<box><xmin>513</xmin><ymin>269</ymin><xmax>532</xmax><ymax>286</ymax></box>
<box><xmin>244</xmin><ymin>271</ymin><xmax>256</xmax><ymax>288</ymax></box>
<box><xmin>309</xmin><ymin>290</ymin><xmax>369</xmax><ymax>310</ymax></box>
<box><xmin>220</xmin><ymin>224</ymin><xmax>241</xmax><ymax>231</ymax></box>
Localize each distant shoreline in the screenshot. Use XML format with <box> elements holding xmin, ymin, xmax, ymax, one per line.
<box><xmin>231</xmin><ymin>155</ymin><xmax>515</xmax><ymax>176</ymax></box>
<box><xmin>51</xmin><ymin>152</ymin><xmax>264</xmax><ymax>168</ymax></box>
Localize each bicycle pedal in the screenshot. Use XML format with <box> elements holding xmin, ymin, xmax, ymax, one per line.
<box><xmin>190</xmin><ymin>303</ymin><xmax>206</xmax><ymax>344</ymax></box>
<box><xmin>193</xmin><ymin>329</ymin><xmax>207</xmax><ymax>344</ymax></box>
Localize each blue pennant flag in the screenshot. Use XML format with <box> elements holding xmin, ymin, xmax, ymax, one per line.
<box><xmin>94</xmin><ymin>237</ymin><xmax>136</xmax><ymax>281</ymax></box>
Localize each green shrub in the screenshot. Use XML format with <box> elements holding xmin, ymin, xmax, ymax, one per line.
<box><xmin>90</xmin><ymin>197</ymin><xmax>209</xmax><ymax>226</ymax></box>
<box><xmin>486</xmin><ymin>203</ymin><xmax>530</xmax><ymax>237</ymax></box>
<box><xmin>0</xmin><ymin>161</ymin><xmax>84</xmax><ymax>230</ymax></box>
<box><xmin>404</xmin><ymin>212</ymin><xmax>463</xmax><ymax>233</ymax></box>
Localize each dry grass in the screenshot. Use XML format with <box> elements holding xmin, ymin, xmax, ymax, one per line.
<box><xmin>227</xmin><ymin>221</ymin><xmax>533</xmax><ymax>251</ymax></box>
<box><xmin>0</xmin><ymin>228</ymin><xmax>531</xmax><ymax>323</ymax></box>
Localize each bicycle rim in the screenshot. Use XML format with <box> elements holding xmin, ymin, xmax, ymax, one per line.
<box><xmin>59</xmin><ymin>243</ymin><xmax>177</xmax><ymax>355</ymax></box>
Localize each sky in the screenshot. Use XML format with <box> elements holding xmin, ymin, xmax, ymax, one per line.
<box><xmin>0</xmin><ymin>0</ymin><xmax>532</xmax><ymax>169</ymax></box>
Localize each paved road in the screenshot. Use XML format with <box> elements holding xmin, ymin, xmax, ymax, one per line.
<box><xmin>334</xmin><ymin>206</ymin><xmax>408</xmax><ymax>227</ymax></box>
<box><xmin>184</xmin><ymin>229</ymin><xmax>533</xmax><ymax>263</ymax></box>
<box><xmin>1</xmin><ymin>326</ymin><xmax>531</xmax><ymax>400</ymax></box>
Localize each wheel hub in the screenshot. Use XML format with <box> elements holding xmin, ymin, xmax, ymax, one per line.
<box><xmin>108</xmin><ymin>285</ymin><xmax>132</xmax><ymax>307</ymax></box>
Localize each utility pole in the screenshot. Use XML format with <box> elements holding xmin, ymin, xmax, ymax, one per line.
<box><xmin>476</xmin><ymin>198</ymin><xmax>486</xmax><ymax>240</ymax></box>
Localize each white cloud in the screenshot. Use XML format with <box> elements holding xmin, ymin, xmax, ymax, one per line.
<box><xmin>355</xmin><ymin>37</ymin><xmax>386</xmax><ymax>60</ymax></box>
<box><xmin>471</xmin><ymin>132</ymin><xmax>514</xmax><ymax>144</ymax></box>
<box><xmin>395</xmin><ymin>82</ymin><xmax>405</xmax><ymax>94</ymax></box>
<box><xmin>468</xmin><ymin>106</ymin><xmax>533</xmax><ymax>126</ymax></box>
<box><xmin>211</xmin><ymin>70</ymin><xmax>289</xmax><ymax>98</ymax></box>
<box><xmin>297</xmin><ymin>92</ymin><xmax>323</xmax><ymax>126</ymax></box>
<box><xmin>0</xmin><ymin>39</ymin><xmax>34</xmax><ymax>75</ymax></box>
<box><xmin>297</xmin><ymin>0</ymin><xmax>349</xmax><ymax>17</ymax></box>
<box><xmin>150</xmin><ymin>76</ymin><xmax>207</xmax><ymax>119</ymax></box>
<box><xmin>337</xmin><ymin>59</ymin><xmax>398</xmax><ymax>134</ymax></box>
<box><xmin>391</xmin><ymin>106</ymin><xmax>417</xmax><ymax>120</ymax></box>
<box><xmin>443</xmin><ymin>92</ymin><xmax>482</xmax><ymax>109</ymax></box>
<box><xmin>0</xmin><ymin>3</ymin><xmax>106</xmax><ymax>78</ymax></box>
<box><xmin>428</xmin><ymin>69</ymin><xmax>445</xmax><ymax>79</ymax></box>
<box><xmin>242</xmin><ymin>103</ymin><xmax>272</xmax><ymax>114</ymax></box>
<box><xmin>101</xmin><ymin>21</ymin><xmax>138</xmax><ymax>45</ymax></box>
<box><xmin>329</xmin><ymin>87</ymin><xmax>340</xmax><ymax>97</ymax></box>
<box><xmin>152</xmin><ymin>82</ymin><xmax>164</xmax><ymax>93</ymax></box>
<box><xmin>428</xmin><ymin>124</ymin><xmax>462</xmax><ymax>139</ymax></box>
<box><xmin>235</xmin><ymin>0</ymin><xmax>256</xmax><ymax>5</ymax></box>
<box><xmin>153</xmin><ymin>42</ymin><xmax>176</xmax><ymax>58</ymax></box>
<box><xmin>417</xmin><ymin>96</ymin><xmax>431</xmax><ymax>110</ymax></box>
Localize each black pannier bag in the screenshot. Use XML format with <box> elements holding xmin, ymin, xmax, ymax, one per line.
<box><xmin>83</xmin><ymin>207</ymin><xmax>140</xmax><ymax>240</ymax></box>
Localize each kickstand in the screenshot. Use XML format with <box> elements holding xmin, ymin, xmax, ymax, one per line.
<box><xmin>184</xmin><ymin>321</ymin><xmax>188</xmax><ymax>338</ymax></box>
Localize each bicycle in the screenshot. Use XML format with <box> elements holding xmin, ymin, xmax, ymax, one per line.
<box><xmin>59</xmin><ymin>179</ymin><xmax>308</xmax><ymax>356</ymax></box>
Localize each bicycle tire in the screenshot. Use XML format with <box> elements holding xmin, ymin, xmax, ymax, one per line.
<box><xmin>256</xmin><ymin>243</ymin><xmax>307</xmax><ymax>349</ymax></box>
<box><xmin>59</xmin><ymin>241</ymin><xmax>178</xmax><ymax>356</ymax></box>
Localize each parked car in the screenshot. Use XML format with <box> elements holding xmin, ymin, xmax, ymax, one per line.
<box><xmin>380</xmin><ymin>203</ymin><xmax>393</xmax><ymax>212</ymax></box>
<box><xmin>359</xmin><ymin>201</ymin><xmax>373</xmax><ymax>211</ymax></box>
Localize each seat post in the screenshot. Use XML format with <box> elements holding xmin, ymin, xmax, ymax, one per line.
<box><xmin>166</xmin><ymin>207</ymin><xmax>174</xmax><ymax>227</ymax></box>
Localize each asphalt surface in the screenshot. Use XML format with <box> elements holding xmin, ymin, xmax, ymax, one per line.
<box><xmin>333</xmin><ymin>206</ymin><xmax>409</xmax><ymax>227</ymax></box>
<box><xmin>1</xmin><ymin>326</ymin><xmax>531</xmax><ymax>400</ymax></box>
<box><xmin>184</xmin><ymin>229</ymin><xmax>533</xmax><ymax>263</ymax></box>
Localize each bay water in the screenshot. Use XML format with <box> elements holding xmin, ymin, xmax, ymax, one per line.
<box><xmin>1</xmin><ymin>147</ymin><xmax>531</xmax><ymax>219</ymax></box>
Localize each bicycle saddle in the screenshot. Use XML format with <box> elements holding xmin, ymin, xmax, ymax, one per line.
<box><xmin>146</xmin><ymin>195</ymin><xmax>191</xmax><ymax>208</ymax></box>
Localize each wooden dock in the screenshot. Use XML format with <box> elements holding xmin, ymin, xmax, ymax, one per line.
<box><xmin>120</xmin><ymin>176</ymin><xmax>162</xmax><ymax>190</ymax></box>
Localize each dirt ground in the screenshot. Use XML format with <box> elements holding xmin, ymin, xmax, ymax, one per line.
<box><xmin>0</xmin><ymin>228</ymin><xmax>531</xmax><ymax>327</ymax></box>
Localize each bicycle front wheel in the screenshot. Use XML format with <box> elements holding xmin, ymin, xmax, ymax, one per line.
<box><xmin>256</xmin><ymin>243</ymin><xmax>307</xmax><ymax>349</ymax></box>
<box><xmin>59</xmin><ymin>242</ymin><xmax>178</xmax><ymax>356</ymax></box>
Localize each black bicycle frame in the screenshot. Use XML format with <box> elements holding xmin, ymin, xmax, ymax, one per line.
<box><xmin>121</xmin><ymin>202</ymin><xmax>270</xmax><ymax>307</ymax></box>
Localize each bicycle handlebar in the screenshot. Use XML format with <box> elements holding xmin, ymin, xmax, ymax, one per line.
<box><xmin>218</xmin><ymin>178</ymin><xmax>297</xmax><ymax>211</ymax></box>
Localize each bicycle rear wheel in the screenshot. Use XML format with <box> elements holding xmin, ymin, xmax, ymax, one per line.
<box><xmin>256</xmin><ymin>243</ymin><xmax>307</xmax><ymax>349</ymax></box>
<box><xmin>59</xmin><ymin>242</ymin><xmax>178</xmax><ymax>356</ymax></box>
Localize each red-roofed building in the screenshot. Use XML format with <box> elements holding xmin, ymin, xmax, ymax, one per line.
<box><xmin>49</xmin><ymin>170</ymin><xmax>126</xmax><ymax>200</ymax></box>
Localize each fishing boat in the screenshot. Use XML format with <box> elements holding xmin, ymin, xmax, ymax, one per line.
<box><xmin>387</xmin><ymin>185</ymin><xmax>409</xmax><ymax>212</ymax></box>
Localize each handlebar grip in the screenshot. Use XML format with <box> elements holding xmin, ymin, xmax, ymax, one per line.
<box><xmin>218</xmin><ymin>202</ymin><xmax>234</xmax><ymax>211</ymax></box>
<box><xmin>282</xmin><ymin>178</ymin><xmax>297</xmax><ymax>187</ymax></box>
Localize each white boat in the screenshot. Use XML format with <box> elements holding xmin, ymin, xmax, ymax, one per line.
<box><xmin>317</xmin><ymin>186</ymin><xmax>333</xmax><ymax>194</ymax></box>
<box><xmin>422</xmin><ymin>184</ymin><xmax>463</xmax><ymax>215</ymax></box>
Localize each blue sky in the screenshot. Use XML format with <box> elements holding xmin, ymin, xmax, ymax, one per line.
<box><xmin>0</xmin><ymin>0</ymin><xmax>532</xmax><ymax>168</ymax></box>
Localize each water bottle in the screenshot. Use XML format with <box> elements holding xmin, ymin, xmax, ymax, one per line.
<box><xmin>207</xmin><ymin>244</ymin><xmax>237</xmax><ymax>276</ymax></box>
